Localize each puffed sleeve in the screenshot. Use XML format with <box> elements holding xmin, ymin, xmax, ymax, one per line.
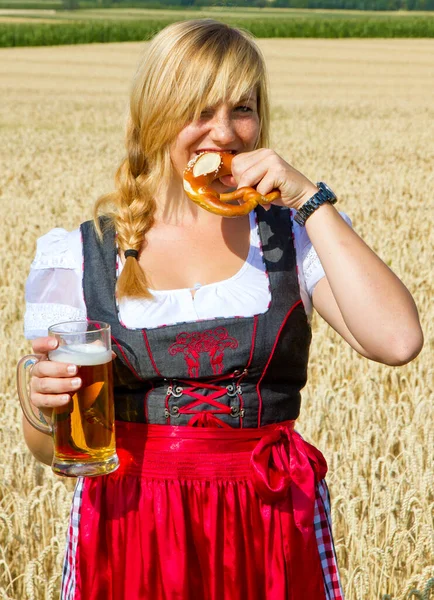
<box><xmin>24</xmin><ymin>228</ymin><xmax>86</xmax><ymax>339</ymax></box>
<box><xmin>292</xmin><ymin>210</ymin><xmax>353</xmax><ymax>317</ymax></box>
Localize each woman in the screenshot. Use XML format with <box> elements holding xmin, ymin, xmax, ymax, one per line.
<box><xmin>22</xmin><ymin>19</ymin><xmax>423</xmax><ymax>600</ymax></box>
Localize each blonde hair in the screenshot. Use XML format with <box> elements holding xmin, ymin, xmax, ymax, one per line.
<box><xmin>94</xmin><ymin>19</ymin><xmax>270</xmax><ymax>299</ymax></box>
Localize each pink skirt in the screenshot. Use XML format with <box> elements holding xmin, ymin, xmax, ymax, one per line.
<box><xmin>61</xmin><ymin>421</ymin><xmax>344</xmax><ymax>600</ymax></box>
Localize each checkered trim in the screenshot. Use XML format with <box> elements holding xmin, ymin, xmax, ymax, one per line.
<box><xmin>60</xmin><ymin>477</ymin><xmax>84</xmax><ymax>600</ymax></box>
<box><xmin>315</xmin><ymin>479</ymin><xmax>345</xmax><ymax>599</ymax></box>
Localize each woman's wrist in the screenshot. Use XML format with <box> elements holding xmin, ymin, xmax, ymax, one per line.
<box><xmin>292</xmin><ymin>183</ymin><xmax>319</xmax><ymax>212</ymax></box>
<box><xmin>293</xmin><ymin>182</ymin><xmax>337</xmax><ymax>225</ymax></box>
<box><xmin>303</xmin><ymin>200</ymin><xmax>338</xmax><ymax>228</ymax></box>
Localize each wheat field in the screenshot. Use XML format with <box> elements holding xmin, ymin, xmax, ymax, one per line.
<box><xmin>0</xmin><ymin>38</ymin><xmax>433</xmax><ymax>599</ymax></box>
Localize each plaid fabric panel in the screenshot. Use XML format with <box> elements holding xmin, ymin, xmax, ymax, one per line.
<box><xmin>315</xmin><ymin>479</ymin><xmax>345</xmax><ymax>599</ymax></box>
<box><xmin>61</xmin><ymin>477</ymin><xmax>84</xmax><ymax>600</ymax></box>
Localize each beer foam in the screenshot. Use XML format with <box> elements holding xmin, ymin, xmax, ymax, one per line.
<box><xmin>49</xmin><ymin>344</ymin><xmax>112</xmax><ymax>366</ymax></box>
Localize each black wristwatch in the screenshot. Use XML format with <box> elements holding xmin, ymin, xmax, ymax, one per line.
<box><xmin>294</xmin><ymin>182</ymin><xmax>337</xmax><ymax>226</ymax></box>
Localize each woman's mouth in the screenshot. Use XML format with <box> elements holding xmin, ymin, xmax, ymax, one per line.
<box><xmin>193</xmin><ymin>150</ymin><xmax>238</xmax><ymax>188</ymax></box>
<box><xmin>194</xmin><ymin>149</ymin><xmax>237</xmax><ymax>156</ymax></box>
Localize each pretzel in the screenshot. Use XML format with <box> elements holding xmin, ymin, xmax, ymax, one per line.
<box><xmin>183</xmin><ymin>152</ymin><xmax>280</xmax><ymax>217</ymax></box>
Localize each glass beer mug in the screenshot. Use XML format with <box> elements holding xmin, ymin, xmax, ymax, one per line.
<box><xmin>17</xmin><ymin>320</ymin><xmax>119</xmax><ymax>477</ymax></box>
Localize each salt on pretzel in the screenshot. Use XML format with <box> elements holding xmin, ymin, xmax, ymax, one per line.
<box><xmin>183</xmin><ymin>152</ymin><xmax>280</xmax><ymax>218</ymax></box>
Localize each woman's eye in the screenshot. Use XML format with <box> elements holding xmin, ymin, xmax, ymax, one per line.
<box><xmin>235</xmin><ymin>105</ymin><xmax>253</xmax><ymax>114</ymax></box>
<box><xmin>199</xmin><ymin>109</ymin><xmax>213</xmax><ymax>119</ymax></box>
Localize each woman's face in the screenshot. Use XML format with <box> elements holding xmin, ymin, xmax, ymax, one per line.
<box><xmin>170</xmin><ymin>91</ymin><xmax>260</xmax><ymax>192</ymax></box>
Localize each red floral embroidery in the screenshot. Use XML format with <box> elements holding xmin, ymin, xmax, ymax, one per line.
<box><xmin>168</xmin><ymin>327</ymin><xmax>238</xmax><ymax>377</ymax></box>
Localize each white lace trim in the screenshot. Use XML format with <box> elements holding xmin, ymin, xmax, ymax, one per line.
<box><xmin>31</xmin><ymin>254</ymin><xmax>78</xmax><ymax>269</ymax></box>
<box><xmin>24</xmin><ymin>302</ymin><xmax>87</xmax><ymax>338</ymax></box>
<box><xmin>303</xmin><ymin>244</ymin><xmax>322</xmax><ymax>289</ymax></box>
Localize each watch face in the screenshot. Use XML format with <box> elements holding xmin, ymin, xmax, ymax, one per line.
<box><xmin>319</xmin><ymin>182</ymin><xmax>337</xmax><ymax>201</ymax></box>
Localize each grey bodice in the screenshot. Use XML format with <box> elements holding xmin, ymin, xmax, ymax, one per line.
<box><xmin>81</xmin><ymin>207</ymin><xmax>311</xmax><ymax>429</ymax></box>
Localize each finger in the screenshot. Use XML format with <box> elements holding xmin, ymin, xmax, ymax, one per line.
<box><xmin>31</xmin><ymin>336</ymin><xmax>58</xmax><ymax>354</ymax></box>
<box><xmin>256</xmin><ymin>172</ymin><xmax>284</xmax><ymax>201</ymax></box>
<box><xmin>237</xmin><ymin>162</ymin><xmax>269</xmax><ymax>190</ymax></box>
<box><xmin>235</xmin><ymin>148</ymin><xmax>273</xmax><ymax>165</ymax></box>
<box><xmin>30</xmin><ymin>392</ymin><xmax>72</xmax><ymax>410</ymax></box>
<box><xmin>232</xmin><ymin>149</ymin><xmax>272</xmax><ymax>179</ymax></box>
<box><xmin>31</xmin><ymin>360</ymin><xmax>78</xmax><ymax>379</ymax></box>
<box><xmin>31</xmin><ymin>375</ymin><xmax>82</xmax><ymax>396</ymax></box>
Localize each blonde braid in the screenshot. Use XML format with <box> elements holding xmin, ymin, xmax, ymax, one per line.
<box><xmin>94</xmin><ymin>120</ymin><xmax>156</xmax><ymax>299</ymax></box>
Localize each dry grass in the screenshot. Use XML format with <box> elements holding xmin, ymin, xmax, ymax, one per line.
<box><xmin>0</xmin><ymin>39</ymin><xmax>433</xmax><ymax>599</ymax></box>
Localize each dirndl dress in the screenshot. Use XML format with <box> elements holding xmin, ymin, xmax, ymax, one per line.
<box><xmin>60</xmin><ymin>208</ymin><xmax>345</xmax><ymax>599</ymax></box>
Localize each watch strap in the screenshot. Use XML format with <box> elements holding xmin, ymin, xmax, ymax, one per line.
<box><xmin>294</xmin><ymin>182</ymin><xmax>337</xmax><ymax>226</ymax></box>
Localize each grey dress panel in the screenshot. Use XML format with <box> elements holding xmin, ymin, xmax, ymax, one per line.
<box><xmin>81</xmin><ymin>206</ymin><xmax>311</xmax><ymax>428</ymax></box>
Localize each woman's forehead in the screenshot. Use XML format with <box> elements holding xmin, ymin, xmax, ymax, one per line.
<box><xmin>212</xmin><ymin>92</ymin><xmax>257</xmax><ymax>106</ymax></box>
<box><xmin>237</xmin><ymin>89</ymin><xmax>258</xmax><ymax>102</ymax></box>
<box><xmin>202</xmin><ymin>86</ymin><xmax>258</xmax><ymax>109</ymax></box>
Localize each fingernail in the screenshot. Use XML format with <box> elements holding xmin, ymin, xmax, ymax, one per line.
<box><xmin>67</xmin><ymin>365</ymin><xmax>77</xmax><ymax>375</ymax></box>
<box><xmin>48</xmin><ymin>338</ymin><xmax>57</xmax><ymax>349</ymax></box>
<box><xmin>61</xmin><ymin>394</ymin><xmax>70</xmax><ymax>402</ymax></box>
<box><xmin>71</xmin><ymin>378</ymin><xmax>81</xmax><ymax>388</ymax></box>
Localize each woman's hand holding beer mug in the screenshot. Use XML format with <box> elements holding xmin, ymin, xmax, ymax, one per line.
<box><xmin>28</xmin><ymin>335</ymin><xmax>82</xmax><ymax>420</ymax></box>
<box><xmin>17</xmin><ymin>321</ymin><xmax>119</xmax><ymax>477</ymax></box>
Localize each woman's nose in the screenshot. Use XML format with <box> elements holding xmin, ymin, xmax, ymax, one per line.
<box><xmin>209</xmin><ymin>113</ymin><xmax>237</xmax><ymax>145</ymax></box>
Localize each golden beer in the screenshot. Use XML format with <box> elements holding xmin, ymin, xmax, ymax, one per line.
<box><xmin>17</xmin><ymin>320</ymin><xmax>119</xmax><ymax>478</ymax></box>
<box><xmin>49</xmin><ymin>345</ymin><xmax>118</xmax><ymax>476</ymax></box>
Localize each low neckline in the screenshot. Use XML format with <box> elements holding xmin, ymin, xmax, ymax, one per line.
<box><xmin>114</xmin><ymin>208</ymin><xmax>274</xmax><ymax>332</ymax></box>
<box><xmin>148</xmin><ymin>247</ymin><xmax>254</xmax><ymax>297</ymax></box>
<box><xmin>118</xmin><ymin>211</ymin><xmax>258</xmax><ymax>296</ymax></box>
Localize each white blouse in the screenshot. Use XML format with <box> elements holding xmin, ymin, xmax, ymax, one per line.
<box><xmin>24</xmin><ymin>210</ymin><xmax>351</xmax><ymax>339</ymax></box>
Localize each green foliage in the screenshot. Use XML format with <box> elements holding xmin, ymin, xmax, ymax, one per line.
<box><xmin>0</xmin><ymin>19</ymin><xmax>172</xmax><ymax>46</ymax></box>
<box><xmin>0</xmin><ymin>13</ymin><xmax>433</xmax><ymax>46</ymax></box>
<box><xmin>272</xmin><ymin>0</ymin><xmax>434</xmax><ymax>7</ymax></box>
<box><xmin>62</xmin><ymin>0</ymin><xmax>79</xmax><ymax>8</ymax></box>
<box><xmin>0</xmin><ymin>2</ymin><xmax>62</xmax><ymax>7</ymax></box>
<box><xmin>1</xmin><ymin>0</ymin><xmax>434</xmax><ymax>7</ymax></box>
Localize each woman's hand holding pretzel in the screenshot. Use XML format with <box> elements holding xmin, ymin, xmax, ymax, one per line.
<box><xmin>230</xmin><ymin>148</ymin><xmax>318</xmax><ymax>212</ymax></box>
<box><xmin>183</xmin><ymin>148</ymin><xmax>319</xmax><ymax>218</ymax></box>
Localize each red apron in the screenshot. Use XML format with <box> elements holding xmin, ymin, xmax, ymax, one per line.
<box><xmin>72</xmin><ymin>420</ymin><xmax>328</xmax><ymax>600</ymax></box>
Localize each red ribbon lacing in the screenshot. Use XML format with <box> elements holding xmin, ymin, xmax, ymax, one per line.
<box><xmin>166</xmin><ymin>377</ymin><xmax>242</xmax><ymax>429</ymax></box>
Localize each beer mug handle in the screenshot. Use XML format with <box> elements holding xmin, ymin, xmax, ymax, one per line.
<box><xmin>17</xmin><ymin>355</ymin><xmax>53</xmax><ymax>435</ymax></box>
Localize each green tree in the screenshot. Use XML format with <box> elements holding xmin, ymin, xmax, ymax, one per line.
<box><xmin>62</xmin><ymin>0</ymin><xmax>79</xmax><ymax>9</ymax></box>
